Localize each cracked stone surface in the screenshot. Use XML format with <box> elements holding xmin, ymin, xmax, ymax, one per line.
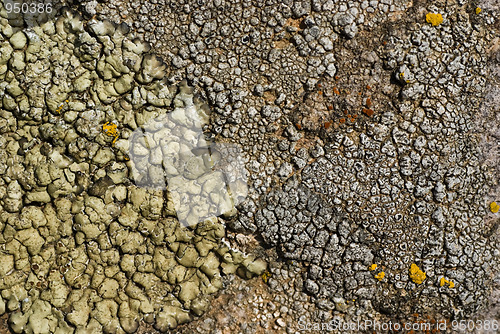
<box><xmin>0</xmin><ymin>0</ymin><xmax>499</xmax><ymax>333</ymax></box>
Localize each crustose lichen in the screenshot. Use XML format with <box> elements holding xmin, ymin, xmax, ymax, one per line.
<box><xmin>409</xmin><ymin>263</ymin><xmax>426</xmax><ymax>284</ymax></box>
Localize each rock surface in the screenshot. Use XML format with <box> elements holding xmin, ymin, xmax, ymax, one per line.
<box><xmin>0</xmin><ymin>0</ymin><xmax>499</xmax><ymax>333</ymax></box>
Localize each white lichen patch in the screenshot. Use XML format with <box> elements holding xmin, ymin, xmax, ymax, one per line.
<box><xmin>128</xmin><ymin>83</ymin><xmax>248</xmax><ymax>226</ymax></box>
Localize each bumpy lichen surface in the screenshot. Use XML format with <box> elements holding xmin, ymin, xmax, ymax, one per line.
<box><xmin>1</xmin><ymin>0</ymin><xmax>500</xmax><ymax>332</ymax></box>
<box><xmin>0</xmin><ymin>6</ymin><xmax>265</xmax><ymax>334</ymax></box>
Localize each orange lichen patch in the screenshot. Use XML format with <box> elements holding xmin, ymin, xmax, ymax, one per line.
<box><xmin>366</xmin><ymin>85</ymin><xmax>371</xmax><ymax>90</ymax></box>
<box><xmin>295</xmin><ymin>123</ymin><xmax>302</xmax><ymax>130</ymax></box>
<box><xmin>327</xmin><ymin>105</ymin><xmax>333</xmax><ymax>110</ymax></box>
<box><xmin>349</xmin><ymin>118</ymin><xmax>355</xmax><ymax>122</ymax></box>
<box><xmin>339</xmin><ymin>118</ymin><xmax>346</xmax><ymax>123</ymax></box>
<box><xmin>343</xmin><ymin>110</ymin><xmax>348</xmax><ymax>115</ymax></box>
<box><xmin>263</xmin><ymin>90</ymin><xmax>276</xmax><ymax>102</ymax></box>
<box><xmin>333</xmin><ymin>87</ymin><xmax>340</xmax><ymax>95</ymax></box>
<box><xmin>273</xmin><ymin>40</ymin><xmax>289</xmax><ymax>49</ymax></box>
<box><xmin>369</xmin><ymin>264</ymin><xmax>377</xmax><ymax>271</ymax></box>
<box><xmin>285</xmin><ymin>17</ymin><xmax>304</xmax><ymax>29</ymax></box>
<box><xmin>102</xmin><ymin>121</ymin><xmax>119</xmax><ymax>145</ymax></box>
<box><xmin>366</xmin><ymin>97</ymin><xmax>372</xmax><ymax>108</ymax></box>
<box><xmin>318</xmin><ymin>91</ymin><xmax>322</xmax><ymax>95</ymax></box>
<box><xmin>324</xmin><ymin>121</ymin><xmax>332</xmax><ymax>129</ymax></box>
<box><xmin>362</xmin><ymin>108</ymin><xmax>374</xmax><ymax>117</ymax></box>
<box><xmin>352</xmin><ymin>114</ymin><xmax>358</xmax><ymax>118</ymax></box>
<box><xmin>335</xmin><ymin>75</ymin><xmax>340</xmax><ymax>80</ymax></box>
<box><xmin>382</xmin><ymin>40</ymin><xmax>387</xmax><ymax>45</ymax></box>
<box><xmin>317</xmin><ymin>83</ymin><xmax>322</xmax><ymax>88</ymax></box>
<box><xmin>426</xmin><ymin>13</ymin><xmax>443</xmax><ymax>26</ymax></box>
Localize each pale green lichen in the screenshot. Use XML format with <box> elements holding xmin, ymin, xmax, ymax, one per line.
<box><xmin>0</xmin><ymin>6</ymin><xmax>264</xmax><ymax>333</ymax></box>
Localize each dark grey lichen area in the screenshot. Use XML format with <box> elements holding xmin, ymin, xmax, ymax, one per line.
<box><xmin>1</xmin><ymin>0</ymin><xmax>500</xmax><ymax>333</ymax></box>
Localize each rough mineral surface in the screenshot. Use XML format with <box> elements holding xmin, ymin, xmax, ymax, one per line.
<box><xmin>1</xmin><ymin>0</ymin><xmax>499</xmax><ymax>333</ymax></box>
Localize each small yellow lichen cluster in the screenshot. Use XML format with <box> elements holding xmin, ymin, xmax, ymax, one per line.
<box><xmin>490</xmin><ymin>201</ymin><xmax>499</xmax><ymax>213</ymax></box>
<box><xmin>261</xmin><ymin>270</ymin><xmax>272</xmax><ymax>283</ymax></box>
<box><xmin>439</xmin><ymin>277</ymin><xmax>455</xmax><ymax>288</ymax></box>
<box><xmin>374</xmin><ymin>271</ymin><xmax>385</xmax><ymax>281</ymax></box>
<box><xmin>426</xmin><ymin>13</ymin><xmax>443</xmax><ymax>26</ymax></box>
<box><xmin>102</xmin><ymin>121</ymin><xmax>119</xmax><ymax>145</ymax></box>
<box><xmin>369</xmin><ymin>264</ymin><xmax>384</xmax><ymax>281</ymax></box>
<box><xmin>399</xmin><ymin>72</ymin><xmax>410</xmax><ymax>84</ymax></box>
<box><xmin>55</xmin><ymin>99</ymin><xmax>69</xmax><ymax>114</ymax></box>
<box><xmin>475</xmin><ymin>7</ymin><xmax>481</xmax><ymax>14</ymax></box>
<box><xmin>409</xmin><ymin>263</ymin><xmax>426</xmax><ymax>284</ymax></box>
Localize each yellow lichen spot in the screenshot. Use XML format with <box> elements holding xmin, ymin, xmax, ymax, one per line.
<box><xmin>102</xmin><ymin>121</ymin><xmax>119</xmax><ymax>145</ymax></box>
<box><xmin>261</xmin><ymin>270</ymin><xmax>272</xmax><ymax>284</ymax></box>
<box><xmin>369</xmin><ymin>264</ymin><xmax>377</xmax><ymax>271</ymax></box>
<box><xmin>439</xmin><ymin>277</ymin><xmax>446</xmax><ymax>287</ymax></box>
<box><xmin>490</xmin><ymin>201</ymin><xmax>499</xmax><ymax>213</ymax></box>
<box><xmin>475</xmin><ymin>7</ymin><xmax>481</xmax><ymax>14</ymax></box>
<box><xmin>439</xmin><ymin>277</ymin><xmax>455</xmax><ymax>288</ymax></box>
<box><xmin>426</xmin><ymin>13</ymin><xmax>443</xmax><ymax>26</ymax></box>
<box><xmin>409</xmin><ymin>263</ymin><xmax>426</xmax><ymax>284</ymax></box>
<box><xmin>374</xmin><ymin>272</ymin><xmax>385</xmax><ymax>281</ymax></box>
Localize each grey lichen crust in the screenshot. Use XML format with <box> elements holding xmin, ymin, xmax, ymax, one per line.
<box><xmin>0</xmin><ymin>6</ymin><xmax>265</xmax><ymax>334</ymax></box>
